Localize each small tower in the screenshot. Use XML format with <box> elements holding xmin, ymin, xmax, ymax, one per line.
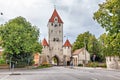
<box><xmin>47</xmin><ymin>8</ymin><xmax>63</xmax><ymax>65</ymax></box>
<box><xmin>41</xmin><ymin>38</ymin><xmax>49</xmax><ymax>63</ymax></box>
<box><xmin>63</xmin><ymin>39</ymin><xmax>72</xmax><ymax>65</ymax></box>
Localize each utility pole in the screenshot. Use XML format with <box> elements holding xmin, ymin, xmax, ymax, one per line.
<box><xmin>84</xmin><ymin>37</ymin><xmax>87</xmax><ymax>67</ymax></box>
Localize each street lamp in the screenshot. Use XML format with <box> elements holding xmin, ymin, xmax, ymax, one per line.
<box><xmin>0</xmin><ymin>12</ymin><xmax>3</xmax><ymax>15</ymax></box>
<box><xmin>9</xmin><ymin>56</ymin><xmax>12</xmax><ymax>70</ymax></box>
<box><xmin>83</xmin><ymin>37</ymin><xmax>87</xmax><ymax>66</ymax></box>
<box><xmin>63</xmin><ymin>55</ymin><xmax>66</xmax><ymax>66</ymax></box>
<box><xmin>0</xmin><ymin>12</ymin><xmax>3</xmax><ymax>23</ymax></box>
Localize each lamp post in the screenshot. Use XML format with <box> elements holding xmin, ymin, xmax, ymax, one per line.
<box><xmin>0</xmin><ymin>12</ymin><xmax>3</xmax><ymax>21</ymax></box>
<box><xmin>63</xmin><ymin>55</ymin><xmax>66</xmax><ymax>66</ymax></box>
<box><xmin>9</xmin><ymin>56</ymin><xmax>12</xmax><ymax>70</ymax></box>
<box><xmin>83</xmin><ymin>37</ymin><xmax>87</xmax><ymax>66</ymax></box>
<box><xmin>0</xmin><ymin>12</ymin><xmax>3</xmax><ymax>15</ymax></box>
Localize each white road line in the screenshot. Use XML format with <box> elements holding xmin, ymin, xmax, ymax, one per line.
<box><xmin>107</xmin><ymin>75</ymin><xmax>120</xmax><ymax>80</ymax></box>
<box><xmin>0</xmin><ymin>75</ymin><xmax>9</xmax><ymax>80</ymax></box>
<box><xmin>91</xmin><ymin>78</ymin><xmax>98</xmax><ymax>80</ymax></box>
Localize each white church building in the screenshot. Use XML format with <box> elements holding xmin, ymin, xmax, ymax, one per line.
<box><xmin>40</xmin><ymin>9</ymin><xmax>72</xmax><ymax>66</ymax></box>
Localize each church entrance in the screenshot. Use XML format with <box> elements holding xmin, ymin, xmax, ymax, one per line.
<box><xmin>52</xmin><ymin>56</ymin><xmax>59</xmax><ymax>66</ymax></box>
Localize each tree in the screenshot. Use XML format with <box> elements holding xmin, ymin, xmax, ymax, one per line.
<box><xmin>72</xmin><ymin>31</ymin><xmax>92</xmax><ymax>52</ymax></box>
<box><xmin>98</xmin><ymin>33</ymin><xmax>107</xmax><ymax>55</ymax></box>
<box><xmin>93</xmin><ymin>0</ymin><xmax>120</xmax><ymax>56</ymax></box>
<box><xmin>0</xmin><ymin>16</ymin><xmax>42</xmax><ymax>67</ymax></box>
<box><xmin>93</xmin><ymin>0</ymin><xmax>120</xmax><ymax>34</ymax></box>
<box><xmin>72</xmin><ymin>31</ymin><xmax>103</xmax><ymax>62</ymax></box>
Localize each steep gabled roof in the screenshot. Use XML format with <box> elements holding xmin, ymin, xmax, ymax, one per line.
<box><xmin>49</xmin><ymin>9</ymin><xmax>63</xmax><ymax>23</ymax></box>
<box><xmin>72</xmin><ymin>48</ymin><xmax>85</xmax><ymax>55</ymax></box>
<box><xmin>63</xmin><ymin>39</ymin><xmax>72</xmax><ymax>47</ymax></box>
<box><xmin>42</xmin><ymin>38</ymin><xmax>49</xmax><ymax>46</ymax></box>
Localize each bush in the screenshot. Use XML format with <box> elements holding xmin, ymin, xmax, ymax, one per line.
<box><xmin>78</xmin><ymin>64</ymin><xmax>83</xmax><ymax>66</ymax></box>
<box><xmin>0</xmin><ymin>59</ymin><xmax>6</xmax><ymax>64</ymax></box>
<box><xmin>86</xmin><ymin>62</ymin><xmax>106</xmax><ymax>68</ymax></box>
<box><xmin>36</xmin><ymin>62</ymin><xmax>52</xmax><ymax>69</ymax></box>
<box><xmin>15</xmin><ymin>61</ymin><xmax>26</xmax><ymax>68</ymax></box>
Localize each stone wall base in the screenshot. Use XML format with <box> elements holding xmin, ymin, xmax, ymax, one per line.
<box><xmin>106</xmin><ymin>56</ymin><xmax>120</xmax><ymax>69</ymax></box>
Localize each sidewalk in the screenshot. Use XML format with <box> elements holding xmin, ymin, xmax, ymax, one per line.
<box><xmin>0</xmin><ymin>68</ymin><xmax>32</xmax><ymax>75</ymax></box>
<box><xmin>66</xmin><ymin>66</ymin><xmax>120</xmax><ymax>72</ymax></box>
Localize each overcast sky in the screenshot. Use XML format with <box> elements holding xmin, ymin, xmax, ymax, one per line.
<box><xmin>0</xmin><ymin>0</ymin><xmax>105</xmax><ymax>44</ymax></box>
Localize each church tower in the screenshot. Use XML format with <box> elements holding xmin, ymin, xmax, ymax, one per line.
<box><xmin>47</xmin><ymin>9</ymin><xmax>63</xmax><ymax>65</ymax></box>
<box><xmin>40</xmin><ymin>8</ymin><xmax>72</xmax><ymax>66</ymax></box>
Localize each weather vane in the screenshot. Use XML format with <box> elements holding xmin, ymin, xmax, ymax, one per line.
<box><xmin>54</xmin><ymin>4</ymin><xmax>56</xmax><ymax>9</ymax></box>
<box><xmin>53</xmin><ymin>0</ymin><xmax>56</xmax><ymax>9</ymax></box>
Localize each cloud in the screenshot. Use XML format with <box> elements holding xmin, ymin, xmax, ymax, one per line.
<box><xmin>0</xmin><ymin>0</ymin><xmax>105</xmax><ymax>43</ymax></box>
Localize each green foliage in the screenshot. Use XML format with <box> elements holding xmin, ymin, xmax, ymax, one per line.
<box><xmin>93</xmin><ymin>0</ymin><xmax>120</xmax><ymax>34</ymax></box>
<box><xmin>0</xmin><ymin>16</ymin><xmax>42</xmax><ymax>67</ymax></box>
<box><xmin>94</xmin><ymin>0</ymin><xmax>120</xmax><ymax>56</ymax></box>
<box><xmin>78</xmin><ymin>64</ymin><xmax>83</xmax><ymax>66</ymax></box>
<box><xmin>37</xmin><ymin>63</ymin><xmax>52</xmax><ymax>69</ymax></box>
<box><xmin>72</xmin><ymin>31</ymin><xmax>92</xmax><ymax>51</ymax></box>
<box><xmin>86</xmin><ymin>62</ymin><xmax>106</xmax><ymax>68</ymax></box>
<box><xmin>72</xmin><ymin>31</ymin><xmax>103</xmax><ymax>62</ymax></box>
<box><xmin>102</xmin><ymin>33</ymin><xmax>120</xmax><ymax>56</ymax></box>
<box><xmin>0</xmin><ymin>59</ymin><xmax>6</xmax><ymax>64</ymax></box>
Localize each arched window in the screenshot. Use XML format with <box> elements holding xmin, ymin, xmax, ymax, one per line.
<box><xmin>51</xmin><ymin>23</ymin><xmax>53</xmax><ymax>26</ymax></box>
<box><xmin>59</xmin><ymin>23</ymin><xmax>61</xmax><ymax>26</ymax></box>
<box><xmin>53</xmin><ymin>38</ymin><xmax>56</xmax><ymax>41</ymax></box>
<box><xmin>54</xmin><ymin>17</ymin><xmax>58</xmax><ymax>22</ymax></box>
<box><xmin>54</xmin><ymin>24</ymin><xmax>57</xmax><ymax>27</ymax></box>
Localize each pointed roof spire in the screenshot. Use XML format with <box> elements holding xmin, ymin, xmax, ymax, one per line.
<box><xmin>54</xmin><ymin>5</ymin><xmax>56</xmax><ymax>9</ymax></box>
<box><xmin>63</xmin><ymin>39</ymin><xmax>72</xmax><ymax>47</ymax></box>
<box><xmin>42</xmin><ymin>38</ymin><xmax>49</xmax><ymax>46</ymax></box>
<box><xmin>49</xmin><ymin>9</ymin><xmax>63</xmax><ymax>23</ymax></box>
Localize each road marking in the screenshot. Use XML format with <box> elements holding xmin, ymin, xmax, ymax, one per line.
<box><xmin>91</xmin><ymin>78</ymin><xmax>98</xmax><ymax>80</ymax></box>
<box><xmin>0</xmin><ymin>75</ymin><xmax>9</xmax><ymax>80</ymax></box>
<box><xmin>107</xmin><ymin>75</ymin><xmax>120</xmax><ymax>80</ymax></box>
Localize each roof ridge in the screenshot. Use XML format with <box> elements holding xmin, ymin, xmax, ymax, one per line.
<box><xmin>73</xmin><ymin>47</ymin><xmax>85</xmax><ymax>55</ymax></box>
<box><xmin>49</xmin><ymin>9</ymin><xmax>63</xmax><ymax>23</ymax></box>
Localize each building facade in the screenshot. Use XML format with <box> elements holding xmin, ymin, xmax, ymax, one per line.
<box><xmin>41</xmin><ymin>9</ymin><xmax>72</xmax><ymax>66</ymax></box>
<box><xmin>72</xmin><ymin>48</ymin><xmax>90</xmax><ymax>66</ymax></box>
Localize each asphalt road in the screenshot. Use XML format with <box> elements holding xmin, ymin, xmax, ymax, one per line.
<box><xmin>0</xmin><ymin>66</ymin><xmax>120</xmax><ymax>80</ymax></box>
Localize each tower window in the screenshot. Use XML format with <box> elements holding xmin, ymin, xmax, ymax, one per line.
<box><xmin>53</xmin><ymin>38</ymin><xmax>55</xmax><ymax>41</ymax></box>
<box><xmin>56</xmin><ymin>38</ymin><xmax>59</xmax><ymax>42</ymax></box>
<box><xmin>55</xmin><ymin>18</ymin><xmax>57</xmax><ymax>21</ymax></box>
<box><xmin>54</xmin><ymin>17</ymin><xmax>58</xmax><ymax>22</ymax></box>
<box><xmin>51</xmin><ymin>30</ymin><xmax>53</xmax><ymax>33</ymax></box>
<box><xmin>51</xmin><ymin>23</ymin><xmax>53</xmax><ymax>26</ymax></box>
<box><xmin>54</xmin><ymin>24</ymin><xmax>57</xmax><ymax>27</ymax></box>
<box><xmin>53</xmin><ymin>38</ymin><xmax>59</xmax><ymax>42</ymax></box>
<box><xmin>59</xmin><ymin>23</ymin><xmax>61</xmax><ymax>26</ymax></box>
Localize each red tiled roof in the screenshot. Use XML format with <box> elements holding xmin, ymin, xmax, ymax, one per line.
<box><xmin>49</xmin><ymin>9</ymin><xmax>63</xmax><ymax>23</ymax></box>
<box><xmin>63</xmin><ymin>39</ymin><xmax>72</xmax><ymax>47</ymax></box>
<box><xmin>42</xmin><ymin>38</ymin><xmax>49</xmax><ymax>46</ymax></box>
